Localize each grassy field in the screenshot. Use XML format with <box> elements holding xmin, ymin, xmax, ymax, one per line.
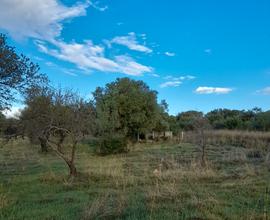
<box><xmin>0</xmin><ymin>139</ymin><xmax>270</xmax><ymax>220</ymax></box>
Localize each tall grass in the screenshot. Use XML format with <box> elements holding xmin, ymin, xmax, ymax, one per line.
<box><xmin>183</xmin><ymin>130</ymin><xmax>270</xmax><ymax>150</ymax></box>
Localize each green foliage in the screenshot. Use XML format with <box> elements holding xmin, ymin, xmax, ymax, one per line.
<box><xmin>253</xmin><ymin>111</ymin><xmax>270</xmax><ymax>131</ymax></box>
<box><xmin>176</xmin><ymin>111</ymin><xmax>204</xmax><ymax>131</ymax></box>
<box><xmin>0</xmin><ymin>34</ymin><xmax>48</xmax><ymax>110</ymax></box>
<box><xmin>20</xmin><ymin>86</ymin><xmax>54</xmax><ymax>145</ymax></box>
<box><xmin>21</xmin><ymin>87</ymin><xmax>96</xmax><ymax>175</ymax></box>
<box><xmin>2</xmin><ymin>118</ymin><xmax>20</xmax><ymax>137</ymax></box>
<box><xmin>165</xmin><ymin>108</ymin><xmax>270</xmax><ymax>134</ymax></box>
<box><xmin>93</xmin><ymin>78</ymin><xmax>161</xmax><ymax>140</ymax></box>
<box><xmin>153</xmin><ymin>100</ymin><xmax>170</xmax><ymax>132</ymax></box>
<box><xmin>0</xmin><ymin>115</ymin><xmax>23</xmax><ymax>141</ymax></box>
<box><xmin>95</xmin><ymin>135</ymin><xmax>128</xmax><ymax>155</ymax></box>
<box><xmin>21</xmin><ymin>87</ymin><xmax>96</xmax><ymax>145</ymax></box>
<box><xmin>205</xmin><ymin>108</ymin><xmax>263</xmax><ymax>130</ymax></box>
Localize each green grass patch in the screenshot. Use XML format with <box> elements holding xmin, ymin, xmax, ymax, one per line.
<box><xmin>0</xmin><ymin>139</ymin><xmax>269</xmax><ymax>219</ymax></box>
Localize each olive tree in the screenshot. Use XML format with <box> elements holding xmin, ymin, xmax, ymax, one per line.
<box><xmin>22</xmin><ymin>87</ymin><xmax>96</xmax><ymax>176</ymax></box>
<box><xmin>20</xmin><ymin>86</ymin><xmax>54</xmax><ymax>152</ymax></box>
<box><xmin>44</xmin><ymin>90</ymin><xmax>96</xmax><ymax>177</ymax></box>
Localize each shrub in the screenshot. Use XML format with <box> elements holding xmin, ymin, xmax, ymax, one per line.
<box><xmin>95</xmin><ymin>135</ymin><xmax>128</xmax><ymax>155</ymax></box>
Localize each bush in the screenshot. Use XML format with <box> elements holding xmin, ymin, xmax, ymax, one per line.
<box><xmin>95</xmin><ymin>135</ymin><xmax>128</xmax><ymax>155</ymax></box>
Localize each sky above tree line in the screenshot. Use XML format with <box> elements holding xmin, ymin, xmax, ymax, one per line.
<box><xmin>0</xmin><ymin>0</ymin><xmax>270</xmax><ymax>115</ymax></box>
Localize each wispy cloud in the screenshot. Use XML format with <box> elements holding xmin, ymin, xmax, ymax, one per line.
<box><xmin>150</xmin><ymin>73</ymin><xmax>160</xmax><ymax>77</ymax></box>
<box><xmin>195</xmin><ymin>87</ymin><xmax>233</xmax><ymax>94</ymax></box>
<box><xmin>256</xmin><ymin>87</ymin><xmax>270</xmax><ymax>95</ymax></box>
<box><xmin>160</xmin><ymin>75</ymin><xmax>195</xmax><ymax>88</ymax></box>
<box><xmin>44</xmin><ymin>59</ymin><xmax>79</xmax><ymax>76</ymax></box>
<box><xmin>164</xmin><ymin>52</ymin><xmax>176</xmax><ymax>57</ymax></box>
<box><xmin>160</xmin><ymin>81</ymin><xmax>182</xmax><ymax>88</ymax></box>
<box><xmin>164</xmin><ymin>75</ymin><xmax>196</xmax><ymax>81</ymax></box>
<box><xmin>36</xmin><ymin>40</ymin><xmax>152</xmax><ymax>76</ymax></box>
<box><xmin>89</xmin><ymin>1</ymin><xmax>108</xmax><ymax>12</ymax></box>
<box><xmin>111</xmin><ymin>32</ymin><xmax>152</xmax><ymax>53</ymax></box>
<box><xmin>61</xmin><ymin>68</ymin><xmax>79</xmax><ymax>77</ymax></box>
<box><xmin>114</xmin><ymin>55</ymin><xmax>152</xmax><ymax>76</ymax></box>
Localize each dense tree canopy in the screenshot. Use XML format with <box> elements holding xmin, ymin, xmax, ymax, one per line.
<box><xmin>93</xmin><ymin>78</ymin><xmax>161</xmax><ymax>140</ymax></box>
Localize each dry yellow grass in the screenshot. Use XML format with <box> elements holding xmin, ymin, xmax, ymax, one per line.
<box><xmin>183</xmin><ymin>130</ymin><xmax>270</xmax><ymax>151</ymax></box>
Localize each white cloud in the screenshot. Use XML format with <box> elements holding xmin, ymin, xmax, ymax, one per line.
<box><xmin>111</xmin><ymin>32</ymin><xmax>152</xmax><ymax>53</ymax></box>
<box><xmin>0</xmin><ymin>0</ymin><xmax>152</xmax><ymax>76</ymax></box>
<box><xmin>2</xmin><ymin>106</ymin><xmax>23</xmax><ymax>119</ymax></box>
<box><xmin>164</xmin><ymin>75</ymin><xmax>196</xmax><ymax>81</ymax></box>
<box><xmin>165</xmin><ymin>52</ymin><xmax>176</xmax><ymax>57</ymax></box>
<box><xmin>0</xmin><ymin>0</ymin><xmax>90</xmax><ymax>41</ymax></box>
<box><xmin>36</xmin><ymin>40</ymin><xmax>152</xmax><ymax>76</ymax></box>
<box><xmin>160</xmin><ymin>81</ymin><xmax>182</xmax><ymax>88</ymax></box>
<box><xmin>114</xmin><ymin>55</ymin><xmax>152</xmax><ymax>76</ymax></box>
<box><xmin>195</xmin><ymin>87</ymin><xmax>233</xmax><ymax>94</ymax></box>
<box><xmin>256</xmin><ymin>87</ymin><xmax>270</xmax><ymax>95</ymax></box>
<box><xmin>161</xmin><ymin>75</ymin><xmax>195</xmax><ymax>88</ymax></box>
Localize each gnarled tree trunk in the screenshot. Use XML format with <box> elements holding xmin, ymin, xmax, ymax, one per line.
<box><xmin>67</xmin><ymin>161</ymin><xmax>77</xmax><ymax>177</ymax></box>
<box><xmin>39</xmin><ymin>136</ymin><xmax>48</xmax><ymax>152</ymax></box>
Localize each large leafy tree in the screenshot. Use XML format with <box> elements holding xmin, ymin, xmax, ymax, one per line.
<box><xmin>93</xmin><ymin>78</ymin><xmax>160</xmax><ymax>140</ymax></box>
<box><xmin>0</xmin><ymin>34</ymin><xmax>48</xmax><ymax>110</ymax></box>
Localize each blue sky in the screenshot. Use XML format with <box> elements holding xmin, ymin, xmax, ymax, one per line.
<box><xmin>1</xmin><ymin>0</ymin><xmax>270</xmax><ymax>115</ymax></box>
